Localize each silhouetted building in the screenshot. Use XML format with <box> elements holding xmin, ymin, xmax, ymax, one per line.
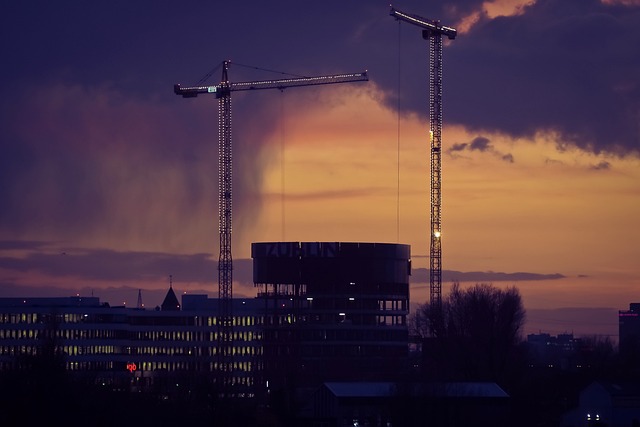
<box><xmin>160</xmin><ymin>285</ymin><xmax>180</xmax><ymax>311</ymax></box>
<box><xmin>526</xmin><ymin>332</ymin><xmax>582</xmax><ymax>370</ymax></box>
<box><xmin>562</xmin><ymin>381</ymin><xmax>640</xmax><ymax>427</ymax></box>
<box><xmin>252</xmin><ymin>241</ymin><xmax>411</xmax><ymax>395</ymax></box>
<box><xmin>1</xmin><ymin>243</ymin><xmax>413</xmax><ymax>403</ymax></box>
<box><xmin>302</xmin><ymin>381</ymin><xmax>510</xmax><ymax>427</ymax></box>
<box><xmin>0</xmin><ymin>291</ymin><xmax>262</xmax><ymax>396</ymax></box>
<box><xmin>619</xmin><ymin>303</ymin><xmax>640</xmax><ymax>369</ymax></box>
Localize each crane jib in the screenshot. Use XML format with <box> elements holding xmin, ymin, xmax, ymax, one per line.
<box><xmin>174</xmin><ymin>72</ymin><xmax>368</xmax><ymax>98</ymax></box>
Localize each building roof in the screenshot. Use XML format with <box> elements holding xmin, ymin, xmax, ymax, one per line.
<box><xmin>323</xmin><ymin>382</ymin><xmax>396</xmax><ymax>398</ymax></box>
<box><xmin>321</xmin><ymin>382</ymin><xmax>509</xmax><ymax>399</ymax></box>
<box><xmin>160</xmin><ymin>286</ymin><xmax>180</xmax><ymax>311</ymax></box>
<box><xmin>428</xmin><ymin>382</ymin><xmax>509</xmax><ymax>398</ymax></box>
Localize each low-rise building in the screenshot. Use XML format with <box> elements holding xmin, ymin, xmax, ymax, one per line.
<box><xmin>562</xmin><ymin>381</ymin><xmax>640</xmax><ymax>427</ymax></box>
<box><xmin>0</xmin><ymin>292</ymin><xmax>263</xmax><ymax>396</ymax></box>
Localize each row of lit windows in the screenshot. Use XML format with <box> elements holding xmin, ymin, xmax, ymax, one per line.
<box><xmin>67</xmin><ymin>361</ymin><xmax>114</xmax><ymax>371</ymax></box>
<box><xmin>0</xmin><ymin>327</ymin><xmax>262</xmax><ymax>343</ymax></box>
<box><xmin>0</xmin><ymin>329</ymin><xmax>38</xmax><ymax>339</ymax></box>
<box><xmin>1</xmin><ymin>310</ymin><xmax>405</xmax><ymax>330</ymax></box>
<box><xmin>0</xmin><ymin>345</ymin><xmax>36</xmax><ymax>356</ymax></box>
<box><xmin>58</xmin><ymin>329</ymin><xmax>118</xmax><ymax>339</ymax></box>
<box><xmin>1</xmin><ymin>322</ymin><xmax>403</xmax><ymax>343</ymax></box>
<box><xmin>121</xmin><ymin>345</ymin><xmax>261</xmax><ymax>357</ymax></box>
<box><xmin>0</xmin><ymin>328</ymin><xmax>119</xmax><ymax>340</ymax></box>
<box><xmin>0</xmin><ymin>343</ymin><xmax>262</xmax><ymax>358</ymax></box>
<box><xmin>208</xmin><ymin>331</ymin><xmax>261</xmax><ymax>341</ymax></box>
<box><xmin>0</xmin><ymin>313</ymin><xmax>97</xmax><ymax>324</ymax></box>
<box><xmin>141</xmin><ymin>361</ymin><xmax>259</xmax><ymax>377</ymax></box>
<box><xmin>0</xmin><ymin>312</ymin><xmax>262</xmax><ymax>328</ymax></box>
<box><xmin>206</xmin><ymin>315</ymin><xmax>262</xmax><ymax>327</ymax></box>
<box><xmin>65</xmin><ymin>361</ymin><xmax>256</xmax><ymax>378</ymax></box>
<box><xmin>0</xmin><ymin>313</ymin><xmax>38</xmax><ymax>324</ymax></box>
<box><xmin>63</xmin><ymin>345</ymin><xmax>116</xmax><ymax>355</ymax></box>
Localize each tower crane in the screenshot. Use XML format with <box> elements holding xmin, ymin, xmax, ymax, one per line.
<box><xmin>390</xmin><ymin>7</ymin><xmax>456</xmax><ymax>333</ymax></box>
<box><xmin>174</xmin><ymin>61</ymin><xmax>368</xmax><ymax>393</ymax></box>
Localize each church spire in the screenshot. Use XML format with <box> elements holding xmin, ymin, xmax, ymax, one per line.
<box><xmin>161</xmin><ymin>275</ymin><xmax>180</xmax><ymax>311</ymax></box>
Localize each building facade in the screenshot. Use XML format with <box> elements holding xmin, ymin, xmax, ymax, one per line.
<box><xmin>0</xmin><ymin>294</ymin><xmax>263</xmax><ymax>396</ymax></box>
<box><xmin>1</xmin><ymin>241</ymin><xmax>412</xmax><ymax>401</ymax></box>
<box><xmin>252</xmin><ymin>241</ymin><xmax>411</xmax><ymax>393</ymax></box>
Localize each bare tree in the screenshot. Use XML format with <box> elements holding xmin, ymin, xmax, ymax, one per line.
<box><xmin>413</xmin><ymin>282</ymin><xmax>526</xmax><ymax>382</ymax></box>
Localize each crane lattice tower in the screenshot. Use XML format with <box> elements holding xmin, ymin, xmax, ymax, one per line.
<box><xmin>390</xmin><ymin>7</ymin><xmax>456</xmax><ymax>327</ymax></box>
<box><xmin>174</xmin><ymin>62</ymin><xmax>368</xmax><ymax>393</ymax></box>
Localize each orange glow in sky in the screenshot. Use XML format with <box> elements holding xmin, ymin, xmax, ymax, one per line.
<box><xmin>245</xmin><ymin>84</ymin><xmax>640</xmax><ymax>328</ymax></box>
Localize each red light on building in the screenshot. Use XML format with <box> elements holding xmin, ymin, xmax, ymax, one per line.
<box><xmin>126</xmin><ymin>362</ymin><xmax>137</xmax><ymax>373</ymax></box>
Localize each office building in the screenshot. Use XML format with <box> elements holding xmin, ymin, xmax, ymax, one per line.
<box><xmin>0</xmin><ymin>292</ymin><xmax>263</xmax><ymax>396</ymax></box>
<box><xmin>1</xmin><ymin>241</ymin><xmax>412</xmax><ymax>400</ymax></box>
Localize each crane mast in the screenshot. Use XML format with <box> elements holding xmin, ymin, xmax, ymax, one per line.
<box><xmin>174</xmin><ymin>61</ymin><xmax>368</xmax><ymax>394</ymax></box>
<box><xmin>390</xmin><ymin>7</ymin><xmax>456</xmax><ymax>332</ymax></box>
<box><xmin>218</xmin><ymin>62</ymin><xmax>233</xmax><ymax>381</ymax></box>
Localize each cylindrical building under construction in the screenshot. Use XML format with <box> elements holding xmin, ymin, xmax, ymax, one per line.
<box><xmin>252</xmin><ymin>241</ymin><xmax>411</xmax><ymax>393</ymax></box>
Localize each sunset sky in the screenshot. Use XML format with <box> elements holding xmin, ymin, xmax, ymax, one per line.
<box><xmin>1</xmin><ymin>0</ymin><xmax>639</xmax><ymax>338</ymax></box>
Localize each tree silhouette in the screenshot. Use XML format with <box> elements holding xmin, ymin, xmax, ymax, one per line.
<box><xmin>413</xmin><ymin>282</ymin><xmax>526</xmax><ymax>382</ymax></box>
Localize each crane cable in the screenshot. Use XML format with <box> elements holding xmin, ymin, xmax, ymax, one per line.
<box><xmin>196</xmin><ymin>61</ymin><xmax>309</xmax><ymax>86</ymax></box>
<box><xmin>396</xmin><ymin>19</ymin><xmax>402</xmax><ymax>243</ymax></box>
<box><xmin>195</xmin><ymin>62</ymin><xmax>223</xmax><ymax>85</ymax></box>
<box><xmin>233</xmin><ymin>62</ymin><xmax>309</xmax><ymax>79</ymax></box>
<box><xmin>280</xmin><ymin>89</ymin><xmax>286</xmax><ymax>241</ymax></box>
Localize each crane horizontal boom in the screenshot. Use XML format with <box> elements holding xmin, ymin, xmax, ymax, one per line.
<box><xmin>174</xmin><ymin>71</ymin><xmax>368</xmax><ymax>98</ymax></box>
<box><xmin>390</xmin><ymin>7</ymin><xmax>457</xmax><ymax>39</ymax></box>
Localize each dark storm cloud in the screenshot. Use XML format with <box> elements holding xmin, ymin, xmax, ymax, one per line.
<box><xmin>0</xmin><ymin>248</ymin><xmax>213</xmax><ymax>282</ymax></box>
<box><xmin>1</xmin><ymin>0</ymin><xmax>638</xmax><ymax>251</ymax></box>
<box><xmin>590</xmin><ymin>160</ymin><xmax>611</xmax><ymax>170</ymax></box>
<box><xmin>449</xmin><ymin>135</ymin><xmax>514</xmax><ymax>162</ymax></box>
<box><xmin>444</xmin><ymin>0</ymin><xmax>640</xmax><ymax>154</ymax></box>
<box><xmin>0</xmin><ymin>241</ymin><xmax>49</xmax><ymax>250</ymax></box>
<box><xmin>450</xmin><ymin>136</ymin><xmax>493</xmax><ymax>152</ymax></box>
<box><xmin>0</xmin><ymin>85</ymin><xmax>213</xmax><ymax>236</ymax></box>
<box><xmin>412</xmin><ymin>268</ymin><xmax>565</xmax><ymax>283</ymax></box>
<box><xmin>0</xmin><ymin>238</ymin><xmax>563</xmax><ymax>288</ymax></box>
<box><xmin>0</xmin><ymin>241</ymin><xmax>255</xmax><ymax>286</ymax></box>
<box><xmin>2</xmin><ymin>0</ymin><xmax>639</xmax><ymax>159</ymax></box>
